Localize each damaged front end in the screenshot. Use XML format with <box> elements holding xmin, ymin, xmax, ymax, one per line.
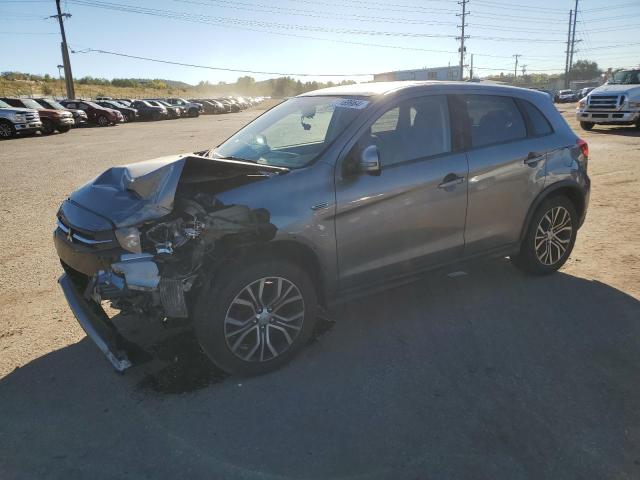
<box><xmin>55</xmin><ymin>154</ymin><xmax>285</xmax><ymax>371</ymax></box>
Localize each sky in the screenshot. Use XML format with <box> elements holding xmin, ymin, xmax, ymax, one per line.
<box><xmin>1</xmin><ymin>0</ymin><xmax>639</xmax><ymax>85</ymax></box>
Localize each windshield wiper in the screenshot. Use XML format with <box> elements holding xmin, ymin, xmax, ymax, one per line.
<box><xmin>211</xmin><ymin>153</ymin><xmax>257</xmax><ymax>163</ymax></box>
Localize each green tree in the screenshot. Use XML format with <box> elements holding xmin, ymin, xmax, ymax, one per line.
<box><xmin>571</xmin><ymin>60</ymin><xmax>601</xmax><ymax>80</ymax></box>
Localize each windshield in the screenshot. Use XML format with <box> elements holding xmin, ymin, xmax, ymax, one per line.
<box><xmin>610</xmin><ymin>70</ymin><xmax>640</xmax><ymax>85</ymax></box>
<box><xmin>21</xmin><ymin>99</ymin><xmax>43</xmax><ymax>109</ymax></box>
<box><xmin>213</xmin><ymin>96</ymin><xmax>370</xmax><ymax>168</ymax></box>
<box><xmin>46</xmin><ymin>100</ymin><xmax>66</xmax><ymax>110</ymax></box>
<box><xmin>0</xmin><ymin>99</ymin><xmax>11</xmax><ymax>108</ymax></box>
<box><xmin>559</xmin><ymin>90</ymin><xmax>572</xmax><ymax>94</ymax></box>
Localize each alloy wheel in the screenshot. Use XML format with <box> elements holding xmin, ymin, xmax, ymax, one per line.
<box><xmin>0</xmin><ymin>123</ymin><xmax>12</xmax><ymax>137</ymax></box>
<box><xmin>535</xmin><ymin>206</ymin><xmax>573</xmax><ymax>266</ymax></box>
<box><xmin>224</xmin><ymin>276</ymin><xmax>305</xmax><ymax>362</ymax></box>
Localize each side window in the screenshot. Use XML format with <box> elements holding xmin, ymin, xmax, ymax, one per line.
<box><xmin>520</xmin><ymin>100</ymin><xmax>553</xmax><ymax>136</ymax></box>
<box><xmin>77</xmin><ymin>103</ymin><xmax>88</xmax><ymax>110</ymax></box>
<box><xmin>365</xmin><ymin>95</ymin><xmax>451</xmax><ymax>167</ymax></box>
<box><xmin>464</xmin><ymin>95</ymin><xmax>526</xmax><ymax>148</ymax></box>
<box><xmin>65</xmin><ymin>102</ymin><xmax>76</xmax><ymax>109</ymax></box>
<box><xmin>371</xmin><ymin>107</ymin><xmax>399</xmax><ymax>134</ymax></box>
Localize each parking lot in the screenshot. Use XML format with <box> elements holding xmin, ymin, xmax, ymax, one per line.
<box><xmin>1</xmin><ymin>103</ymin><xmax>639</xmax><ymax>479</ymax></box>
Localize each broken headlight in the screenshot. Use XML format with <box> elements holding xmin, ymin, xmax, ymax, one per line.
<box><xmin>115</xmin><ymin>226</ymin><xmax>142</xmax><ymax>253</ymax></box>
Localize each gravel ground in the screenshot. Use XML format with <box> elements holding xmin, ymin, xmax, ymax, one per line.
<box><xmin>0</xmin><ymin>102</ymin><xmax>639</xmax><ymax>480</ymax></box>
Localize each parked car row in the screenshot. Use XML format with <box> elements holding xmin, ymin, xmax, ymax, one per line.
<box><xmin>0</xmin><ymin>95</ymin><xmax>266</xmax><ymax>139</ymax></box>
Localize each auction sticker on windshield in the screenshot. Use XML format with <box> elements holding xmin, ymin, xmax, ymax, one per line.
<box><xmin>332</xmin><ymin>98</ymin><xmax>370</xmax><ymax>109</ymax></box>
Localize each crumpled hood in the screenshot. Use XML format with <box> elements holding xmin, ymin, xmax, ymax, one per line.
<box><xmin>69</xmin><ymin>154</ymin><xmax>287</xmax><ymax>228</ymax></box>
<box><xmin>591</xmin><ymin>84</ymin><xmax>640</xmax><ymax>97</ymax></box>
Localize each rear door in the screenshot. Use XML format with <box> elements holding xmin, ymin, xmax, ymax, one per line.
<box><xmin>461</xmin><ymin>94</ymin><xmax>549</xmax><ymax>254</ymax></box>
<box><xmin>335</xmin><ymin>95</ymin><xmax>469</xmax><ymax>289</ymax></box>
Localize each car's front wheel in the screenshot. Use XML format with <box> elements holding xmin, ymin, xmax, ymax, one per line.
<box><xmin>511</xmin><ymin>196</ymin><xmax>578</xmax><ymax>275</ymax></box>
<box><xmin>194</xmin><ymin>259</ymin><xmax>318</xmax><ymax>376</ymax></box>
<box><xmin>0</xmin><ymin>120</ymin><xmax>15</xmax><ymax>139</ymax></box>
<box><xmin>97</xmin><ymin>115</ymin><xmax>109</xmax><ymax>127</ymax></box>
<box><xmin>580</xmin><ymin>121</ymin><xmax>595</xmax><ymax>131</ymax></box>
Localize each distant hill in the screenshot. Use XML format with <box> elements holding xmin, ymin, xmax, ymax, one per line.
<box><xmin>0</xmin><ymin>71</ymin><xmax>355</xmax><ymax>99</ymax></box>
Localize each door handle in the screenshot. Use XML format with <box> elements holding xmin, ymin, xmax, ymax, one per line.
<box><xmin>438</xmin><ymin>174</ymin><xmax>465</xmax><ymax>189</ymax></box>
<box><xmin>524</xmin><ymin>151</ymin><xmax>544</xmax><ymax>165</ymax></box>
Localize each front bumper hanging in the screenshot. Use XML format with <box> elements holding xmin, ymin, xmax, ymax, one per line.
<box><xmin>58</xmin><ymin>273</ymin><xmax>132</xmax><ymax>372</ymax></box>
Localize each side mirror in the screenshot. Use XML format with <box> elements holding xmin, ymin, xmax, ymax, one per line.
<box><xmin>358</xmin><ymin>145</ymin><xmax>381</xmax><ymax>175</ymax></box>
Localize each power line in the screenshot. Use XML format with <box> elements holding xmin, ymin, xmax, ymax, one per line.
<box><xmin>583</xmin><ymin>2</ymin><xmax>640</xmax><ymax>12</ymax></box>
<box><xmin>175</xmin><ymin>0</ymin><xmax>447</xmax><ymax>25</ymax></box>
<box><xmin>72</xmin><ymin>48</ymin><xmax>377</xmax><ymax>77</ymax></box>
<box><xmin>65</xmin><ymin>0</ymin><xmax>566</xmax><ymax>43</ymax></box>
<box><xmin>0</xmin><ymin>31</ymin><xmax>59</xmax><ymax>35</ymax></box>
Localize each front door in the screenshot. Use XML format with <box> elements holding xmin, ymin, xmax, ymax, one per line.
<box><xmin>335</xmin><ymin>95</ymin><xmax>469</xmax><ymax>290</ymax></box>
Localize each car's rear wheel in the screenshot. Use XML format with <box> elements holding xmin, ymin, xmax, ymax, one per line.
<box><xmin>97</xmin><ymin>115</ymin><xmax>109</xmax><ymax>127</ymax></box>
<box><xmin>194</xmin><ymin>259</ymin><xmax>318</xmax><ymax>376</ymax></box>
<box><xmin>580</xmin><ymin>121</ymin><xmax>595</xmax><ymax>131</ymax></box>
<box><xmin>41</xmin><ymin>119</ymin><xmax>55</xmax><ymax>135</ymax></box>
<box><xmin>0</xmin><ymin>120</ymin><xmax>15</xmax><ymax>139</ymax></box>
<box><xmin>511</xmin><ymin>196</ymin><xmax>578</xmax><ymax>275</ymax></box>
<box><xmin>58</xmin><ymin>125</ymin><xmax>70</xmax><ymax>133</ymax></box>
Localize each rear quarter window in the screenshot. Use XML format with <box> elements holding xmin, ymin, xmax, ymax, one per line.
<box><xmin>520</xmin><ymin>99</ymin><xmax>553</xmax><ymax>136</ymax></box>
<box><xmin>464</xmin><ymin>95</ymin><xmax>527</xmax><ymax>148</ymax></box>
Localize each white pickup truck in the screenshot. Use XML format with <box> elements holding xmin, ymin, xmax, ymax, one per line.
<box><xmin>576</xmin><ymin>68</ymin><xmax>640</xmax><ymax>131</ymax></box>
<box><xmin>0</xmin><ymin>99</ymin><xmax>42</xmax><ymax>139</ymax></box>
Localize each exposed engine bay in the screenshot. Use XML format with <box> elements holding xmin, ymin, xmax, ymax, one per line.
<box><xmin>61</xmin><ymin>154</ymin><xmax>283</xmax><ymax>321</ymax></box>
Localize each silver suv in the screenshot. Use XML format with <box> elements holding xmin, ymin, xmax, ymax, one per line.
<box><xmin>54</xmin><ymin>82</ymin><xmax>590</xmax><ymax>375</ymax></box>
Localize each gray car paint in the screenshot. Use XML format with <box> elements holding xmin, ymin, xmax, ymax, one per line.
<box><xmin>60</xmin><ymin>81</ymin><xmax>589</xmax><ymax>302</ymax></box>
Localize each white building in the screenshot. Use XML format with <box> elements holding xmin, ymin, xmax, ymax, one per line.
<box><xmin>374</xmin><ymin>66</ymin><xmax>461</xmax><ymax>82</ymax></box>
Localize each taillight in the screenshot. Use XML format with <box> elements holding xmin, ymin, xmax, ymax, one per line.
<box><xmin>577</xmin><ymin>138</ymin><xmax>589</xmax><ymax>171</ymax></box>
<box><xmin>577</xmin><ymin>138</ymin><xmax>588</xmax><ymax>158</ymax></box>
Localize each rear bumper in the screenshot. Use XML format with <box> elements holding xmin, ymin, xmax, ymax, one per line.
<box><xmin>58</xmin><ymin>273</ymin><xmax>132</xmax><ymax>372</ymax></box>
<box><xmin>577</xmin><ymin>110</ymin><xmax>640</xmax><ymax>124</ymax></box>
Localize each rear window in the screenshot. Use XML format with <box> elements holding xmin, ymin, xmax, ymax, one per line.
<box><xmin>464</xmin><ymin>95</ymin><xmax>527</xmax><ymax>148</ymax></box>
<box><xmin>520</xmin><ymin>100</ymin><xmax>553</xmax><ymax>136</ymax></box>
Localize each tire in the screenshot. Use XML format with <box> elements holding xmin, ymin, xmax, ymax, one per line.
<box><xmin>58</xmin><ymin>125</ymin><xmax>71</xmax><ymax>133</ymax></box>
<box><xmin>511</xmin><ymin>196</ymin><xmax>578</xmax><ymax>275</ymax></box>
<box><xmin>97</xmin><ymin>115</ymin><xmax>109</xmax><ymax>127</ymax></box>
<box><xmin>194</xmin><ymin>258</ymin><xmax>318</xmax><ymax>376</ymax></box>
<box><xmin>0</xmin><ymin>120</ymin><xmax>15</xmax><ymax>139</ymax></box>
<box><xmin>580</xmin><ymin>121</ymin><xmax>595</xmax><ymax>131</ymax></box>
<box><xmin>188</xmin><ymin>108</ymin><xmax>199</xmax><ymax>118</ymax></box>
<box><xmin>41</xmin><ymin>118</ymin><xmax>55</xmax><ymax>135</ymax></box>
<box><xmin>127</xmin><ymin>112</ymin><xmax>135</xmax><ymax>122</ymax></box>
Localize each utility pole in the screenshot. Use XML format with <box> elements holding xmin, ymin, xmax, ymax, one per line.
<box><xmin>564</xmin><ymin>9</ymin><xmax>573</xmax><ymax>88</ymax></box>
<box><xmin>456</xmin><ymin>0</ymin><xmax>469</xmax><ymax>81</ymax></box>
<box><xmin>513</xmin><ymin>54</ymin><xmax>521</xmax><ymax>84</ymax></box>
<box><xmin>53</xmin><ymin>0</ymin><xmax>75</xmax><ymax>99</ymax></box>
<box><xmin>568</xmin><ymin>0</ymin><xmax>579</xmax><ymax>89</ymax></box>
<box><xmin>470</xmin><ymin>53</ymin><xmax>474</xmax><ymax>80</ymax></box>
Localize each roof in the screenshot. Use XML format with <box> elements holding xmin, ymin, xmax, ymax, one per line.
<box><xmin>298</xmin><ymin>81</ymin><xmax>437</xmax><ymax>97</ymax></box>
<box><xmin>298</xmin><ymin>80</ymin><xmax>536</xmax><ymax>98</ymax></box>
